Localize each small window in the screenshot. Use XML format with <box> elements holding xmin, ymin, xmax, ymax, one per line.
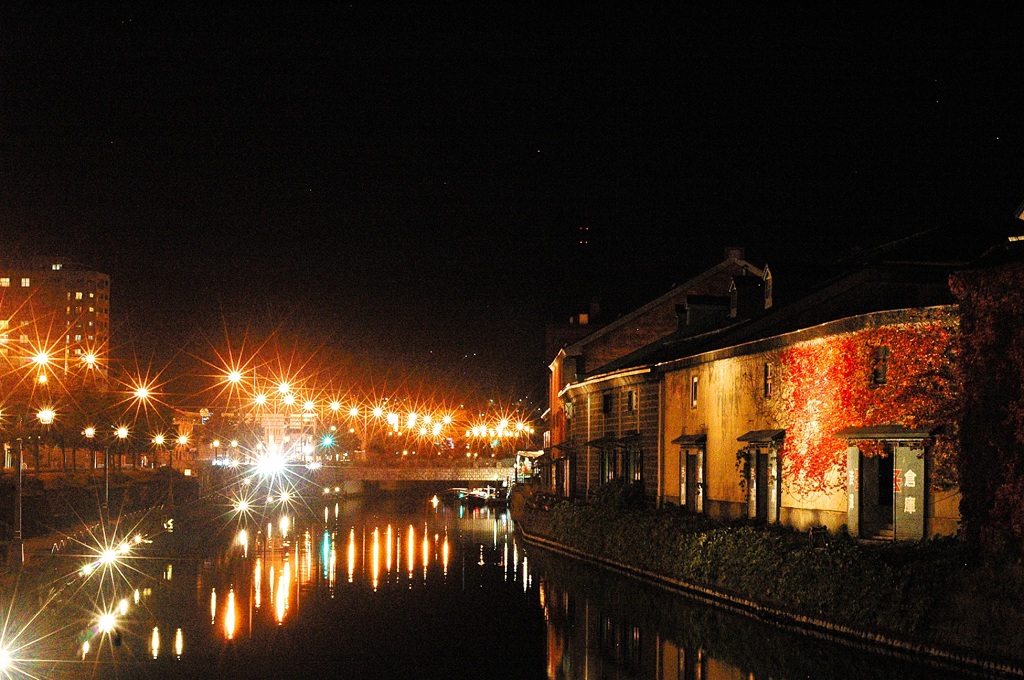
<box><xmin>75</xmin><ymin>291</ymin><xmax>83</xmax><ymax>300</ymax></box>
<box><xmin>20</xmin><ymin>278</ymin><xmax>30</xmax><ymax>287</ymax></box>
<box><xmin>691</xmin><ymin>376</ymin><xmax>699</xmax><ymax>409</ymax></box>
<box><xmin>872</xmin><ymin>346</ymin><xmax>889</xmax><ymax>385</ymax></box>
<box><xmin>51</xmin><ymin>263</ymin><xmax>62</xmax><ymax>270</ymax></box>
<box><xmin>19</xmin><ymin>334</ymin><xmax>29</xmax><ymax>343</ymax></box>
<box><xmin>0</xmin><ymin>278</ymin><xmax>8</xmax><ymax>287</ymax></box>
<box><xmin>626</xmin><ymin>390</ymin><xmax>636</xmax><ymax>412</ymax></box>
<box><xmin>602</xmin><ymin>393</ymin><xmax>614</xmax><ymax>414</ymax></box>
<box><xmin>763</xmin><ymin>363</ymin><xmax>773</xmax><ymax>398</ymax></box>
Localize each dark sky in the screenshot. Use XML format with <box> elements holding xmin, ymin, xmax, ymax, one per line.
<box><xmin>2</xmin><ymin>5</ymin><xmax>1022</xmax><ymax>408</ymax></box>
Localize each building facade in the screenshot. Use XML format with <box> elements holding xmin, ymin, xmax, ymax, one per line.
<box><xmin>547</xmin><ymin>247</ymin><xmax>769</xmax><ymax>498</ymax></box>
<box><xmin>0</xmin><ymin>257</ymin><xmax>110</xmax><ymax>387</ymax></box>
<box><xmin>661</xmin><ymin>306</ymin><xmax>959</xmax><ymax>539</ymax></box>
<box><xmin>549</xmin><ymin>242</ymin><xmax>966</xmax><ymax>541</ymax></box>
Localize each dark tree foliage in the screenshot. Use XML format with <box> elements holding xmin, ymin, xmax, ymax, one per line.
<box><xmin>950</xmin><ymin>258</ymin><xmax>1024</xmax><ymax>556</ymax></box>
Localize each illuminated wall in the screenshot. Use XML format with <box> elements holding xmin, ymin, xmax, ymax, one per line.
<box><xmin>663</xmin><ymin>306</ymin><xmax>960</xmax><ymax>534</ymax></box>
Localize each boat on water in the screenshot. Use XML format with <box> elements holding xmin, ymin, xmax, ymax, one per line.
<box><xmin>439</xmin><ymin>485</ymin><xmax>508</xmax><ymax>507</ymax></box>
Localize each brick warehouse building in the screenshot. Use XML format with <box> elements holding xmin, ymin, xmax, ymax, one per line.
<box><xmin>546</xmin><ymin>236</ymin><xmax>973</xmax><ymax>541</ymax></box>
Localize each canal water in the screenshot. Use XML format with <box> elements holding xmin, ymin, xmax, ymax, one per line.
<box><xmin>5</xmin><ymin>486</ymin><xmax>993</xmax><ymax>679</ymax></box>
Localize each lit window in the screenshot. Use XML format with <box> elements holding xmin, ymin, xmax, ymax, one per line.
<box><xmin>89</xmin><ymin>307</ymin><xmax>94</xmax><ymax>313</ymax></box>
<box><xmin>51</xmin><ymin>263</ymin><xmax>62</xmax><ymax>270</ymax></box>
<box><xmin>75</xmin><ymin>292</ymin><xmax>83</xmax><ymax>300</ymax></box>
<box><xmin>0</xmin><ymin>278</ymin><xmax>9</xmax><ymax>287</ymax></box>
<box><xmin>19</xmin><ymin>334</ymin><xmax>28</xmax><ymax>343</ymax></box>
<box><xmin>763</xmin><ymin>363</ymin><xmax>772</xmax><ymax>398</ymax></box>
<box><xmin>0</xmin><ymin>320</ymin><xmax>6</xmax><ymax>329</ymax></box>
<box><xmin>74</xmin><ymin>334</ymin><xmax>82</xmax><ymax>341</ymax></box>
<box><xmin>691</xmin><ymin>376</ymin><xmax>699</xmax><ymax>409</ymax></box>
<box><xmin>89</xmin><ymin>292</ymin><xmax>94</xmax><ymax>298</ymax></box>
<box><xmin>20</xmin><ymin>278</ymin><xmax>29</xmax><ymax>287</ymax></box>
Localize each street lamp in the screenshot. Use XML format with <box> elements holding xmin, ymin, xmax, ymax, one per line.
<box><xmin>152</xmin><ymin>433</ymin><xmax>166</xmax><ymax>468</ymax></box>
<box><xmin>106</xmin><ymin>426</ymin><xmax>130</xmax><ymax>518</ymax></box>
<box><xmin>11</xmin><ymin>407</ymin><xmax>56</xmax><ymax>567</ymax></box>
<box><xmin>175</xmin><ymin>434</ymin><xmax>188</xmax><ymax>469</ymax></box>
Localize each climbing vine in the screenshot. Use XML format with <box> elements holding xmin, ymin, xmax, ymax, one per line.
<box><xmin>758</xmin><ymin>316</ymin><xmax>959</xmax><ymax>499</ymax></box>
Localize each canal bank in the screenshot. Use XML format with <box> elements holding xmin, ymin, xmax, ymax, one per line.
<box><xmin>510</xmin><ymin>484</ymin><xmax>1024</xmax><ymax>679</ymax></box>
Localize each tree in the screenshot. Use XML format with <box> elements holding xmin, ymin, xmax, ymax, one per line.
<box><xmin>950</xmin><ymin>255</ymin><xmax>1024</xmax><ymax>556</ymax></box>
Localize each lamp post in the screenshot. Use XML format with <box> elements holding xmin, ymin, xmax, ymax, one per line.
<box><xmin>13</xmin><ymin>422</ymin><xmax>22</xmax><ymax>569</ymax></box>
<box><xmin>107</xmin><ymin>426</ymin><xmax>129</xmax><ymax>520</ymax></box>
<box><xmin>152</xmin><ymin>433</ymin><xmax>166</xmax><ymax>468</ymax></box>
<box><xmin>175</xmin><ymin>434</ymin><xmax>188</xmax><ymax>470</ymax></box>
<box><xmin>11</xmin><ymin>408</ymin><xmax>56</xmax><ymax>568</ymax></box>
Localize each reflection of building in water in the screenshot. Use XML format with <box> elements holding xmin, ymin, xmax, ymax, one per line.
<box><xmin>538</xmin><ymin>576</ymin><xmax>754</xmax><ymax>680</ymax></box>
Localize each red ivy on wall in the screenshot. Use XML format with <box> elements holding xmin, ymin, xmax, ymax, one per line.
<box><xmin>766</xmin><ymin>319</ymin><xmax>959</xmax><ymax>498</ymax></box>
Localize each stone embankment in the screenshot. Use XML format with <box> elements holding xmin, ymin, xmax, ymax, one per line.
<box><xmin>510</xmin><ymin>484</ymin><xmax>1024</xmax><ymax>679</ymax></box>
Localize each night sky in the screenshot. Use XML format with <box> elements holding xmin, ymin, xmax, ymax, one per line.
<box><xmin>2</xmin><ymin>5</ymin><xmax>1022</xmax><ymax>408</ymax></box>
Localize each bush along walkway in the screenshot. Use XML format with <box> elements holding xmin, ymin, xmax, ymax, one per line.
<box><xmin>510</xmin><ymin>481</ymin><xmax>1024</xmax><ymax>679</ymax></box>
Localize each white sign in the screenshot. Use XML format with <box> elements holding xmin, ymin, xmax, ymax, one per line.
<box><xmin>904</xmin><ymin>469</ymin><xmax>917</xmax><ymax>488</ymax></box>
<box><xmin>904</xmin><ymin>496</ymin><xmax>916</xmax><ymax>514</ymax></box>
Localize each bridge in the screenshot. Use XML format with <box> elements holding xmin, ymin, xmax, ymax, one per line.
<box><xmin>311</xmin><ymin>465</ymin><xmax>513</xmax><ymax>483</ymax></box>
<box><xmin>200</xmin><ymin>462</ymin><xmax>517</xmax><ymax>496</ymax></box>
<box><xmin>308</xmin><ymin>465</ymin><xmax>515</xmax><ymax>495</ymax></box>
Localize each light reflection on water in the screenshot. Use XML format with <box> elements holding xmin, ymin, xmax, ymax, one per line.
<box><xmin>15</xmin><ymin>491</ymin><xmax>982</xmax><ymax>680</ymax></box>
